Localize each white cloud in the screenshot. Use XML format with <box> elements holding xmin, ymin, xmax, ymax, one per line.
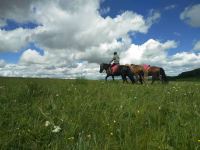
<box><xmin>164</xmin><ymin>5</ymin><xmax>176</xmax><ymax>10</ymax></box>
<box><xmin>99</xmin><ymin>7</ymin><xmax>110</xmax><ymax>15</ymax></box>
<box><xmin>121</xmin><ymin>39</ymin><xmax>177</xmax><ymax>65</ymax></box>
<box><xmin>20</xmin><ymin>49</ymin><xmax>46</xmax><ymax>65</ymax></box>
<box><xmin>1</xmin><ymin>0</ymin><xmax>159</xmax><ymax>52</ymax></box>
<box><xmin>0</xmin><ymin>28</ymin><xmax>32</xmax><ymax>52</ymax></box>
<box><xmin>33</xmin><ymin>9</ymin><xmax>157</xmax><ymax>51</ymax></box>
<box><xmin>0</xmin><ymin>61</ymin><xmax>103</xmax><ymax>79</ymax></box>
<box><xmin>0</xmin><ymin>18</ymin><xmax>6</xmax><ymax>27</ymax></box>
<box><xmin>193</xmin><ymin>40</ymin><xmax>200</xmax><ymax>51</ymax></box>
<box><xmin>169</xmin><ymin>52</ymin><xmax>200</xmax><ymax>69</ymax></box>
<box><xmin>0</xmin><ymin>0</ymin><xmax>199</xmax><ymax>78</ymax></box>
<box><xmin>146</xmin><ymin>10</ymin><xmax>161</xmax><ymax>27</ymax></box>
<box><xmin>180</xmin><ymin>4</ymin><xmax>200</xmax><ymax>27</ymax></box>
<box><xmin>0</xmin><ymin>59</ymin><xmax>6</xmax><ymax>68</ymax></box>
<box><xmin>0</xmin><ymin>0</ymin><xmax>42</xmax><ymax>23</ymax></box>
<box><xmin>0</xmin><ymin>39</ymin><xmax>200</xmax><ymax>78</ymax></box>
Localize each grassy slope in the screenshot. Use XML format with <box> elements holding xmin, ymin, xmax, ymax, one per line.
<box><xmin>0</xmin><ymin>77</ymin><xmax>200</xmax><ymax>150</ymax></box>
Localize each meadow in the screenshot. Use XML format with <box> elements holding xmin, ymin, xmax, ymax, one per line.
<box><xmin>0</xmin><ymin>77</ymin><xmax>200</xmax><ymax>150</ymax></box>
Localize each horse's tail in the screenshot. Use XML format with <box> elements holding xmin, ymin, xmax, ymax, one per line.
<box><xmin>160</xmin><ymin>68</ymin><xmax>168</xmax><ymax>83</ymax></box>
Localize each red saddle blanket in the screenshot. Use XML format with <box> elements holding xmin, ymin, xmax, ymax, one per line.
<box><xmin>111</xmin><ymin>64</ymin><xmax>119</xmax><ymax>74</ymax></box>
<box><xmin>143</xmin><ymin>64</ymin><xmax>150</xmax><ymax>71</ymax></box>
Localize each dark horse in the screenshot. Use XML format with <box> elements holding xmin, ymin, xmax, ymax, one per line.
<box><xmin>99</xmin><ymin>63</ymin><xmax>135</xmax><ymax>84</ymax></box>
<box><xmin>129</xmin><ymin>64</ymin><xmax>168</xmax><ymax>84</ymax></box>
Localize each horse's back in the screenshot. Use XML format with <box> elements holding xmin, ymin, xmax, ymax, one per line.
<box><xmin>149</xmin><ymin>66</ymin><xmax>160</xmax><ymax>72</ymax></box>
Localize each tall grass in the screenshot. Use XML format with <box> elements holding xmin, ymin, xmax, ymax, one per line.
<box><xmin>0</xmin><ymin>77</ymin><xmax>200</xmax><ymax>149</ymax></box>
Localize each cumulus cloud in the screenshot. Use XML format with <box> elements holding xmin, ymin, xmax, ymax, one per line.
<box><xmin>20</xmin><ymin>49</ymin><xmax>46</xmax><ymax>65</ymax></box>
<box><xmin>99</xmin><ymin>7</ymin><xmax>110</xmax><ymax>15</ymax></box>
<box><xmin>164</xmin><ymin>5</ymin><xmax>176</xmax><ymax>10</ymax></box>
<box><xmin>0</xmin><ymin>18</ymin><xmax>6</xmax><ymax>27</ymax></box>
<box><xmin>0</xmin><ymin>0</ymin><xmax>199</xmax><ymax>78</ymax></box>
<box><xmin>193</xmin><ymin>40</ymin><xmax>200</xmax><ymax>51</ymax></box>
<box><xmin>33</xmin><ymin>9</ymin><xmax>157</xmax><ymax>51</ymax></box>
<box><xmin>0</xmin><ymin>59</ymin><xmax>6</xmax><ymax>68</ymax></box>
<box><xmin>0</xmin><ymin>0</ymin><xmax>44</xmax><ymax>23</ymax></box>
<box><xmin>0</xmin><ymin>0</ymin><xmax>159</xmax><ymax>52</ymax></box>
<box><xmin>121</xmin><ymin>39</ymin><xmax>177</xmax><ymax>65</ymax></box>
<box><xmin>0</xmin><ymin>61</ymin><xmax>103</xmax><ymax>79</ymax></box>
<box><xmin>146</xmin><ymin>10</ymin><xmax>161</xmax><ymax>27</ymax></box>
<box><xmin>180</xmin><ymin>4</ymin><xmax>200</xmax><ymax>27</ymax></box>
<box><xmin>0</xmin><ymin>28</ymin><xmax>32</xmax><ymax>52</ymax></box>
<box><xmin>0</xmin><ymin>39</ymin><xmax>200</xmax><ymax>78</ymax></box>
<box><xmin>168</xmin><ymin>52</ymin><xmax>200</xmax><ymax>75</ymax></box>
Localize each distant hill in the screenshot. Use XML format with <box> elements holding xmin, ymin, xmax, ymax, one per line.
<box><xmin>168</xmin><ymin>68</ymin><xmax>200</xmax><ymax>80</ymax></box>
<box><xmin>177</xmin><ymin>68</ymin><xmax>200</xmax><ymax>78</ymax></box>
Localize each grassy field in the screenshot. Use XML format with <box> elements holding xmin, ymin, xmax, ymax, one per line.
<box><xmin>0</xmin><ymin>77</ymin><xmax>200</xmax><ymax>150</ymax></box>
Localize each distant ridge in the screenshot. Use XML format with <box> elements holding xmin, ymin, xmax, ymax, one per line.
<box><xmin>168</xmin><ymin>68</ymin><xmax>200</xmax><ymax>80</ymax></box>
<box><xmin>177</xmin><ymin>68</ymin><xmax>200</xmax><ymax>78</ymax></box>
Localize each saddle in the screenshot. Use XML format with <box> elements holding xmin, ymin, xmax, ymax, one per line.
<box><xmin>143</xmin><ymin>64</ymin><xmax>150</xmax><ymax>72</ymax></box>
<box><xmin>110</xmin><ymin>64</ymin><xmax>119</xmax><ymax>74</ymax></box>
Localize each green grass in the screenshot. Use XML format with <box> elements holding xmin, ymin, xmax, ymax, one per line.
<box><xmin>0</xmin><ymin>77</ymin><xmax>200</xmax><ymax>150</ymax></box>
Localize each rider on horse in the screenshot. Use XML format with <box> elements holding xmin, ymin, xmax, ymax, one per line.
<box><xmin>109</xmin><ymin>52</ymin><xmax>120</xmax><ymax>74</ymax></box>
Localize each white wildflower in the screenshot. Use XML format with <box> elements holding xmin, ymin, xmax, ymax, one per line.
<box><xmin>52</xmin><ymin>125</ymin><xmax>61</xmax><ymax>133</ymax></box>
<box><xmin>45</xmin><ymin>121</ymin><xmax>50</xmax><ymax>127</ymax></box>
<box><xmin>87</xmin><ymin>134</ymin><xmax>91</xmax><ymax>138</ymax></box>
<box><xmin>68</xmin><ymin>137</ymin><xmax>74</xmax><ymax>140</ymax></box>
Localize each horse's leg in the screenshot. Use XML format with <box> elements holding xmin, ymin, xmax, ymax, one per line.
<box><xmin>160</xmin><ymin>75</ymin><xmax>163</xmax><ymax>83</ymax></box>
<box><xmin>130</xmin><ymin>75</ymin><xmax>135</xmax><ymax>84</ymax></box>
<box><xmin>121</xmin><ymin>75</ymin><xmax>125</xmax><ymax>83</ymax></box>
<box><xmin>105</xmin><ymin>74</ymin><xmax>109</xmax><ymax>81</ymax></box>
<box><xmin>151</xmin><ymin>75</ymin><xmax>155</xmax><ymax>84</ymax></box>
<box><xmin>143</xmin><ymin>71</ymin><xmax>148</xmax><ymax>84</ymax></box>
<box><xmin>135</xmin><ymin>74</ymin><xmax>139</xmax><ymax>83</ymax></box>
<box><xmin>125</xmin><ymin>76</ymin><xmax>128</xmax><ymax>83</ymax></box>
<box><xmin>112</xmin><ymin>75</ymin><xmax>114</xmax><ymax>81</ymax></box>
<box><xmin>158</xmin><ymin>70</ymin><xmax>162</xmax><ymax>83</ymax></box>
<box><xmin>141</xmin><ymin>74</ymin><xmax>146</xmax><ymax>84</ymax></box>
<box><xmin>121</xmin><ymin>75</ymin><xmax>127</xmax><ymax>83</ymax></box>
<box><xmin>139</xmin><ymin>73</ymin><xmax>143</xmax><ymax>84</ymax></box>
<box><xmin>129</xmin><ymin>73</ymin><xmax>135</xmax><ymax>84</ymax></box>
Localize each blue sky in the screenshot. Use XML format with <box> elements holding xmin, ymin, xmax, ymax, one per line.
<box><xmin>0</xmin><ymin>0</ymin><xmax>200</xmax><ymax>78</ymax></box>
<box><xmin>101</xmin><ymin>0</ymin><xmax>200</xmax><ymax>53</ymax></box>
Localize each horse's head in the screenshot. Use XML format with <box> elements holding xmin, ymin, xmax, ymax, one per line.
<box><xmin>99</xmin><ymin>63</ymin><xmax>104</xmax><ymax>73</ymax></box>
<box><xmin>99</xmin><ymin>63</ymin><xmax>110</xmax><ymax>73</ymax></box>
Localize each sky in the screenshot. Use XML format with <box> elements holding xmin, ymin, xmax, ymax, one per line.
<box><xmin>0</xmin><ymin>0</ymin><xmax>200</xmax><ymax>79</ymax></box>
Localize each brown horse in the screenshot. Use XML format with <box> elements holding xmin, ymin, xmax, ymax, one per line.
<box><xmin>128</xmin><ymin>64</ymin><xmax>168</xmax><ymax>84</ymax></box>
<box><xmin>125</xmin><ymin>64</ymin><xmax>144</xmax><ymax>84</ymax></box>
<box><xmin>147</xmin><ymin>66</ymin><xmax>168</xmax><ymax>84</ymax></box>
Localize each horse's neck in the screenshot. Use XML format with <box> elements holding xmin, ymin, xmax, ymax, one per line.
<box><xmin>104</xmin><ymin>64</ymin><xmax>110</xmax><ymax>69</ymax></box>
